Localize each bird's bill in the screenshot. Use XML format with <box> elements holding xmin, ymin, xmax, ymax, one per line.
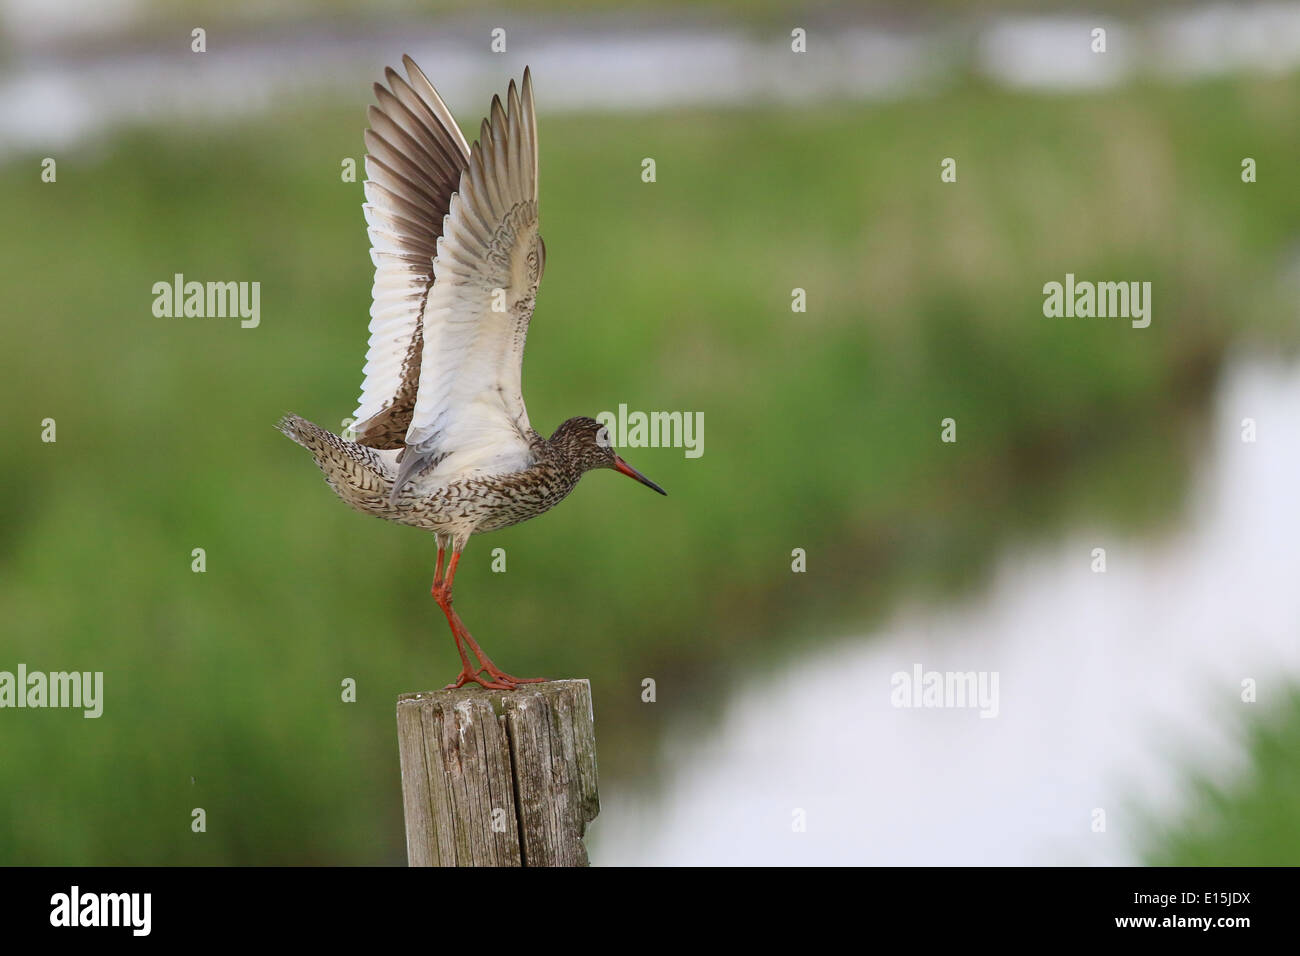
<box><xmin>613</xmin><ymin>456</ymin><xmax>667</xmax><ymax>496</ymax></box>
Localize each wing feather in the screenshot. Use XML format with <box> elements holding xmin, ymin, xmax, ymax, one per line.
<box><xmin>351</xmin><ymin>57</ymin><xmax>470</xmax><ymax>450</ymax></box>
<box><xmin>393</xmin><ymin>68</ymin><xmax>544</xmax><ymax>497</ymax></box>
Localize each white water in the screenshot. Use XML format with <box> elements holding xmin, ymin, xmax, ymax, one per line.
<box><xmin>5</xmin><ymin>2</ymin><xmax>1300</xmax><ymax>158</ymax></box>
<box><xmin>592</xmin><ymin>356</ymin><xmax>1300</xmax><ymax>865</ymax></box>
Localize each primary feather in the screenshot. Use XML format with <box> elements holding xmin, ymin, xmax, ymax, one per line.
<box><xmin>351</xmin><ymin>55</ymin><xmax>472</xmax><ymax>450</ymax></box>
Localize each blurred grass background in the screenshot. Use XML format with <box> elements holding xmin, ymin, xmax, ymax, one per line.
<box><xmin>1</xmin><ymin>27</ymin><xmax>1298</xmax><ymax>863</ymax></box>
<box><xmin>1147</xmin><ymin>692</ymin><xmax>1300</xmax><ymax>866</ymax></box>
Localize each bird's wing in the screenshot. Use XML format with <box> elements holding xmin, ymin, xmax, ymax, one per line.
<box><xmin>394</xmin><ymin>67</ymin><xmax>545</xmax><ymax>495</ymax></box>
<box><xmin>352</xmin><ymin>55</ymin><xmax>471</xmax><ymax>450</ymax></box>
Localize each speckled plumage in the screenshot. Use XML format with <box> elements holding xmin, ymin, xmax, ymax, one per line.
<box><xmin>277</xmin><ymin>412</ymin><xmax>601</xmax><ymax>547</ymax></box>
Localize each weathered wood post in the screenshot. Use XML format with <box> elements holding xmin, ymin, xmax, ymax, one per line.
<box><xmin>395</xmin><ymin>679</ymin><xmax>599</xmax><ymax>866</ymax></box>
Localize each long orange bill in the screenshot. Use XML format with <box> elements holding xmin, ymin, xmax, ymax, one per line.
<box><xmin>613</xmin><ymin>456</ymin><xmax>667</xmax><ymax>496</ymax></box>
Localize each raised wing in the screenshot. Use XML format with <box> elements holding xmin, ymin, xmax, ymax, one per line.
<box><xmin>352</xmin><ymin>56</ymin><xmax>471</xmax><ymax>449</ymax></box>
<box><xmin>393</xmin><ymin>68</ymin><xmax>545</xmax><ymax>498</ymax></box>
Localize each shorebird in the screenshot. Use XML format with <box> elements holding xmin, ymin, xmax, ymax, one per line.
<box><xmin>279</xmin><ymin>57</ymin><xmax>665</xmax><ymax>690</ymax></box>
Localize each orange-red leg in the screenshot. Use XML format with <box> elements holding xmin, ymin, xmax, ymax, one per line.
<box><xmin>432</xmin><ymin>550</ymin><xmax>545</xmax><ymax>690</ymax></box>
<box><xmin>431</xmin><ymin>546</ymin><xmax>483</xmax><ymax>687</ymax></box>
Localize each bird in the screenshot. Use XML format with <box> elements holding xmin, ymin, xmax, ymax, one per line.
<box><xmin>278</xmin><ymin>56</ymin><xmax>665</xmax><ymax>691</ymax></box>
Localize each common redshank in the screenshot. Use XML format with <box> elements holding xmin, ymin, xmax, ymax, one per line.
<box><xmin>279</xmin><ymin>57</ymin><xmax>665</xmax><ymax>690</ymax></box>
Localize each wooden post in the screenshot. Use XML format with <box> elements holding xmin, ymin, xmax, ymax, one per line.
<box><xmin>395</xmin><ymin>679</ymin><xmax>599</xmax><ymax>866</ymax></box>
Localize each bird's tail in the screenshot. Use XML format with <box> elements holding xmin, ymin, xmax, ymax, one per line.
<box><xmin>276</xmin><ymin>413</ymin><xmax>394</xmax><ymax>508</ymax></box>
<box><xmin>275</xmin><ymin>412</ymin><xmax>318</xmax><ymax>449</ymax></box>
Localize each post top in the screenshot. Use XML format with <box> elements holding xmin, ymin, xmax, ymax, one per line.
<box><xmin>397</xmin><ymin>678</ymin><xmax>591</xmax><ymax>709</ymax></box>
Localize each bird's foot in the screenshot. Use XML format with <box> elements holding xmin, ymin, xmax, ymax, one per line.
<box><xmin>442</xmin><ymin>662</ymin><xmax>547</xmax><ymax>691</ymax></box>
<box><xmin>481</xmin><ymin>664</ymin><xmax>548</xmax><ymax>686</ymax></box>
<box><xmin>443</xmin><ymin>666</ymin><xmax>514</xmax><ymax>692</ymax></box>
<box><xmin>452</xmin><ymin>618</ymin><xmax>548</xmax><ymax>688</ymax></box>
<box><xmin>465</xmin><ymin>647</ymin><xmax>547</xmax><ymax>687</ymax></box>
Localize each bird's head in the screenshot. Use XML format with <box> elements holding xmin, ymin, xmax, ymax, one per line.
<box><xmin>549</xmin><ymin>417</ymin><xmax>667</xmax><ymax>495</ymax></box>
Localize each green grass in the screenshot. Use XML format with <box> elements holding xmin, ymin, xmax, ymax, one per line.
<box><xmin>1146</xmin><ymin>693</ymin><xmax>1300</xmax><ymax>866</ymax></box>
<box><xmin>1</xmin><ymin>73</ymin><xmax>1297</xmax><ymax>863</ymax></box>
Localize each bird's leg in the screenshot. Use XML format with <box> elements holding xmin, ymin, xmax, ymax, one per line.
<box><xmin>432</xmin><ymin>547</ymin><xmax>506</xmax><ymax>690</ymax></box>
<box><xmin>432</xmin><ymin>550</ymin><xmax>514</xmax><ymax>690</ymax></box>
<box><xmin>438</xmin><ymin>552</ymin><xmax>547</xmax><ymax>689</ymax></box>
